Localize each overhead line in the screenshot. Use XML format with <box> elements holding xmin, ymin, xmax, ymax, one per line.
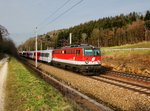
<box><xmin>37</xmin><ymin>0</ymin><xmax>72</xmax><ymax>28</ymax></box>
<box><xmin>38</xmin><ymin>0</ymin><xmax>84</xmax><ymax>32</ymax></box>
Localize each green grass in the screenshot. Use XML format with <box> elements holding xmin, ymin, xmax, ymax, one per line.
<box><xmin>102</xmin><ymin>50</ymin><xmax>150</xmax><ymax>55</ymax></box>
<box><xmin>5</xmin><ymin>58</ymin><xmax>73</xmax><ymax>111</ymax></box>
<box><xmin>101</xmin><ymin>41</ymin><xmax>150</xmax><ymax>55</ymax></box>
<box><xmin>111</xmin><ymin>41</ymin><xmax>150</xmax><ymax>48</ymax></box>
<box><xmin>102</xmin><ymin>41</ymin><xmax>150</xmax><ymax>49</ymax></box>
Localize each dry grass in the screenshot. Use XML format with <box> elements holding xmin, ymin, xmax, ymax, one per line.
<box><xmin>102</xmin><ymin>42</ymin><xmax>150</xmax><ymax>77</ymax></box>
<box><xmin>102</xmin><ymin>50</ymin><xmax>150</xmax><ymax>77</ymax></box>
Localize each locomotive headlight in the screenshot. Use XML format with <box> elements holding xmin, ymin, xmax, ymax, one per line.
<box><xmin>92</xmin><ymin>57</ymin><xmax>95</xmax><ymax>62</ymax></box>
<box><xmin>97</xmin><ymin>60</ymin><xmax>101</xmax><ymax>64</ymax></box>
<box><xmin>85</xmin><ymin>60</ymin><xmax>89</xmax><ymax>64</ymax></box>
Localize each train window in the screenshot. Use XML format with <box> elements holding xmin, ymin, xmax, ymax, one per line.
<box><xmin>94</xmin><ymin>49</ymin><xmax>100</xmax><ymax>56</ymax></box>
<box><xmin>46</xmin><ymin>53</ymin><xmax>49</xmax><ymax>57</ymax></box>
<box><xmin>76</xmin><ymin>50</ymin><xmax>80</xmax><ymax>55</ymax></box>
<box><xmin>66</xmin><ymin>50</ymin><xmax>68</xmax><ymax>54</ymax></box>
<box><xmin>67</xmin><ymin>50</ymin><xmax>70</xmax><ymax>54</ymax></box>
<box><xmin>72</xmin><ymin>50</ymin><xmax>75</xmax><ymax>54</ymax></box>
<box><xmin>84</xmin><ymin>48</ymin><xmax>100</xmax><ymax>56</ymax></box>
<box><xmin>84</xmin><ymin>49</ymin><xmax>93</xmax><ymax>56</ymax></box>
<box><xmin>67</xmin><ymin>50</ymin><xmax>71</xmax><ymax>54</ymax></box>
<box><xmin>54</xmin><ymin>50</ymin><xmax>58</xmax><ymax>54</ymax></box>
<box><xmin>38</xmin><ymin>53</ymin><xmax>40</xmax><ymax>56</ymax></box>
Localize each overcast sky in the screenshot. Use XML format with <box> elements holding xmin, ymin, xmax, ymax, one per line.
<box><xmin>0</xmin><ymin>0</ymin><xmax>150</xmax><ymax>46</ymax></box>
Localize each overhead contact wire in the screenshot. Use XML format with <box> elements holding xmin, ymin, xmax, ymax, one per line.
<box><xmin>37</xmin><ymin>0</ymin><xmax>72</xmax><ymax>28</ymax></box>
<box><xmin>38</xmin><ymin>0</ymin><xmax>84</xmax><ymax>32</ymax></box>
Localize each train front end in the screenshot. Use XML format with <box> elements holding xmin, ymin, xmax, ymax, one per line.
<box><xmin>80</xmin><ymin>47</ymin><xmax>102</xmax><ymax>74</ymax></box>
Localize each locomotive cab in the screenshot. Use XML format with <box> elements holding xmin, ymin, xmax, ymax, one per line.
<box><xmin>79</xmin><ymin>47</ymin><xmax>101</xmax><ymax>74</ymax></box>
<box><xmin>84</xmin><ymin>47</ymin><xmax>101</xmax><ymax>56</ymax></box>
<box><xmin>83</xmin><ymin>47</ymin><xmax>101</xmax><ymax>65</ymax></box>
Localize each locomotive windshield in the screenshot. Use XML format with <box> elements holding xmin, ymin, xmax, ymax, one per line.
<box><xmin>84</xmin><ymin>48</ymin><xmax>100</xmax><ymax>56</ymax></box>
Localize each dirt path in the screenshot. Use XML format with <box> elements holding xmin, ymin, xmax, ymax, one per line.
<box><xmin>0</xmin><ymin>58</ymin><xmax>8</xmax><ymax>111</ymax></box>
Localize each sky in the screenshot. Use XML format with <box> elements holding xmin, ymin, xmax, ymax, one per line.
<box><xmin>0</xmin><ymin>0</ymin><xmax>150</xmax><ymax>46</ymax></box>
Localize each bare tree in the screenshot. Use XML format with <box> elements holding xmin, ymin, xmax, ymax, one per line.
<box><xmin>0</xmin><ymin>25</ymin><xmax>17</xmax><ymax>57</ymax></box>
<box><xmin>0</xmin><ymin>25</ymin><xmax>9</xmax><ymax>38</ymax></box>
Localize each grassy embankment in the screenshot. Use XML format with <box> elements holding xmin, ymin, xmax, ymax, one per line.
<box><xmin>102</xmin><ymin>41</ymin><xmax>150</xmax><ymax>77</ymax></box>
<box><xmin>5</xmin><ymin>58</ymin><xmax>73</xmax><ymax>111</ymax></box>
<box><xmin>103</xmin><ymin>41</ymin><xmax>150</xmax><ymax>49</ymax></box>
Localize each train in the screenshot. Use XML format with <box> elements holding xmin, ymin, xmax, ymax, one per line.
<box><xmin>19</xmin><ymin>44</ymin><xmax>102</xmax><ymax>75</ymax></box>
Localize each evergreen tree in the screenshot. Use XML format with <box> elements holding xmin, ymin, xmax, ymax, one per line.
<box><xmin>145</xmin><ymin>20</ymin><xmax>150</xmax><ymax>30</ymax></box>
<box><xmin>144</xmin><ymin>10</ymin><xmax>150</xmax><ymax>21</ymax></box>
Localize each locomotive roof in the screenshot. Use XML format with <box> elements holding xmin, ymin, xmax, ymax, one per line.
<box><xmin>60</xmin><ymin>44</ymin><xmax>96</xmax><ymax>49</ymax></box>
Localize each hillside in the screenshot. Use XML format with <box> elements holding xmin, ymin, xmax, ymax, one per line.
<box><xmin>102</xmin><ymin>42</ymin><xmax>150</xmax><ymax>77</ymax></box>
<box><xmin>18</xmin><ymin>29</ymin><xmax>63</xmax><ymax>51</ymax></box>
<box><xmin>19</xmin><ymin>10</ymin><xmax>150</xmax><ymax>51</ymax></box>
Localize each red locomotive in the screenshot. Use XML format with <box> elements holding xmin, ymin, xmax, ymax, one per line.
<box><xmin>52</xmin><ymin>44</ymin><xmax>101</xmax><ymax>74</ymax></box>
<box><xmin>20</xmin><ymin>44</ymin><xmax>102</xmax><ymax>75</ymax></box>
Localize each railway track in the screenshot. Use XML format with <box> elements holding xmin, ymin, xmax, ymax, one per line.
<box><xmin>105</xmin><ymin>71</ymin><xmax>150</xmax><ymax>82</ymax></box>
<box><xmin>90</xmin><ymin>70</ymin><xmax>150</xmax><ymax>96</ymax></box>
<box><xmin>21</xmin><ymin>58</ymin><xmax>113</xmax><ymax>111</ymax></box>
<box><xmin>23</xmin><ymin>57</ymin><xmax>150</xmax><ymax>97</ymax></box>
<box><xmin>20</xmin><ymin>57</ymin><xmax>150</xmax><ymax>110</ymax></box>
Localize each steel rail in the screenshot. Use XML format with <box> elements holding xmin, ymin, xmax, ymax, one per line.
<box><xmin>105</xmin><ymin>71</ymin><xmax>150</xmax><ymax>82</ymax></box>
<box><xmin>91</xmin><ymin>76</ymin><xmax>150</xmax><ymax>96</ymax></box>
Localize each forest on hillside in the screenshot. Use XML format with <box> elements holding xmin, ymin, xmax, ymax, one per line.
<box><xmin>19</xmin><ymin>10</ymin><xmax>150</xmax><ymax>51</ymax></box>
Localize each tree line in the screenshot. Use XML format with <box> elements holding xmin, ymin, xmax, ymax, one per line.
<box><xmin>19</xmin><ymin>10</ymin><xmax>150</xmax><ymax>51</ymax></box>
<box><xmin>56</xmin><ymin>11</ymin><xmax>150</xmax><ymax>47</ymax></box>
<box><xmin>0</xmin><ymin>25</ymin><xmax>17</xmax><ymax>58</ymax></box>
